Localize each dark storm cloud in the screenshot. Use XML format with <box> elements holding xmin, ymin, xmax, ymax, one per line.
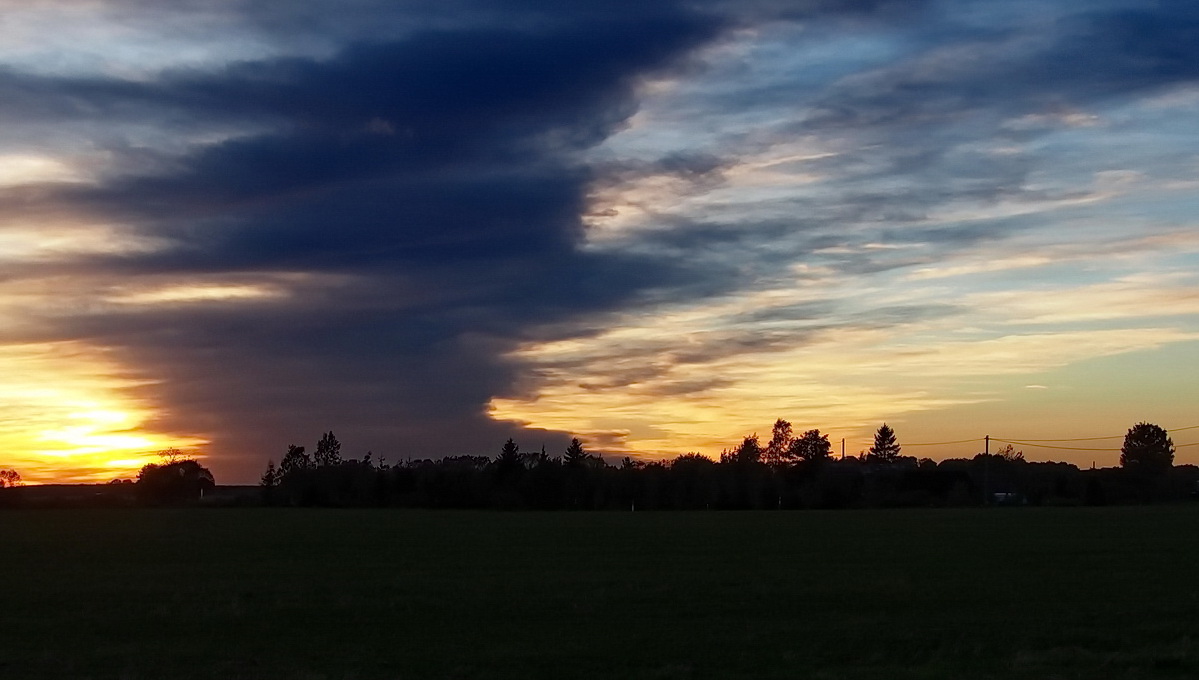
<box><xmin>27</xmin><ymin>16</ymin><xmax>726</xmax><ymax>265</ymax></box>
<box><xmin>2</xmin><ymin>1</ymin><xmax>744</xmax><ymax>479</ymax></box>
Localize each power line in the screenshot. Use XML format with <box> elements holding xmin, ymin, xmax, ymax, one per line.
<box><xmin>994</xmin><ymin>425</ymin><xmax>1199</xmax><ymax>450</ymax></box>
<box><xmin>1000</xmin><ymin>434</ymin><xmax>1123</xmax><ymax>442</ymax></box>
<box><xmin>990</xmin><ymin>424</ymin><xmax>1199</xmax><ymax>443</ymax></box>
<box><xmin>990</xmin><ymin>438</ymin><xmax>1120</xmax><ymax>452</ymax></box>
<box><xmin>901</xmin><ymin>424</ymin><xmax>1199</xmax><ymax>448</ymax></box>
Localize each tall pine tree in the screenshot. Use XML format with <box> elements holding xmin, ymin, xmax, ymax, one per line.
<box><xmin>868</xmin><ymin>423</ymin><xmax>901</xmax><ymax>463</ymax></box>
<box><xmin>496</xmin><ymin>438</ymin><xmax>522</xmax><ymax>476</ymax></box>
<box><xmin>564</xmin><ymin>438</ymin><xmax>588</xmax><ymax>467</ymax></box>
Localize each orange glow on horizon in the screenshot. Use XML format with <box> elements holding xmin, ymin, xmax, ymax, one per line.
<box><xmin>0</xmin><ymin>341</ymin><xmax>205</xmax><ymax>484</ymax></box>
<box><xmin>489</xmin><ymin>291</ymin><xmax>1199</xmax><ymax>468</ymax></box>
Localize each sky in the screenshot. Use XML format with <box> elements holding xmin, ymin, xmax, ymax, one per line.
<box><xmin>2</xmin><ymin>0</ymin><xmax>1198</xmax><ymax>484</ymax></box>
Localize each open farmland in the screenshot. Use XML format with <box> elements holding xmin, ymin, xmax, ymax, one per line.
<box><xmin>2</xmin><ymin>507</ymin><xmax>1198</xmax><ymax>679</ymax></box>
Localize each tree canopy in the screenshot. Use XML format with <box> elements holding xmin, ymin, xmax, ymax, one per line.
<box><xmin>723</xmin><ymin>434</ymin><xmax>763</xmax><ymax>465</ymax></box>
<box><xmin>1120</xmin><ymin>422</ymin><xmax>1174</xmax><ymax>475</ymax></box>
<box><xmin>279</xmin><ymin>444</ymin><xmax>312</xmax><ymax>477</ymax></box>
<box><xmin>0</xmin><ymin>468</ymin><xmax>21</xmax><ymax>488</ymax></box>
<box><xmin>136</xmin><ymin>459</ymin><xmax>215</xmax><ymax>505</ymax></box>
<box><xmin>764</xmin><ymin>419</ymin><xmax>794</xmax><ymax>466</ymax></box>
<box><xmin>314</xmin><ymin>431</ymin><xmax>343</xmax><ymax>467</ymax></box>
<box><xmin>789</xmin><ymin>429</ymin><xmax>831</xmax><ymax>463</ymax></box>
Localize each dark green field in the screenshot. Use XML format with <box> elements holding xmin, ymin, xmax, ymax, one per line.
<box><xmin>3</xmin><ymin>507</ymin><xmax>1198</xmax><ymax>679</ymax></box>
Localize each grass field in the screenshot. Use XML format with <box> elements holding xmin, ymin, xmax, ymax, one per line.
<box><xmin>3</xmin><ymin>507</ymin><xmax>1199</xmax><ymax>679</ymax></box>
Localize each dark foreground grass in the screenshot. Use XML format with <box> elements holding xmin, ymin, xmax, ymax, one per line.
<box><xmin>3</xmin><ymin>507</ymin><xmax>1198</xmax><ymax>679</ymax></box>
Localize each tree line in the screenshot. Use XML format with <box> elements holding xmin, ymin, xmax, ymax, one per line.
<box><xmin>1</xmin><ymin>421</ymin><xmax>1192</xmax><ymax>508</ymax></box>
<box><xmin>254</xmin><ymin>421</ymin><xmax>1197</xmax><ymax>509</ymax></box>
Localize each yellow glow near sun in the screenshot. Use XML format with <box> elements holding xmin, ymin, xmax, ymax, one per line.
<box><xmin>0</xmin><ymin>341</ymin><xmax>205</xmax><ymax>483</ymax></box>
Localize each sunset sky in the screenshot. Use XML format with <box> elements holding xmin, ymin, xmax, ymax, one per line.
<box><xmin>2</xmin><ymin>0</ymin><xmax>1198</xmax><ymax>484</ymax></box>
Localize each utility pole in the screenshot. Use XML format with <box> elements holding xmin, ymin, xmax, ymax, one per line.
<box><xmin>841</xmin><ymin>438</ymin><xmax>845</xmax><ymax>460</ymax></box>
<box><xmin>983</xmin><ymin>434</ymin><xmax>990</xmax><ymax>506</ymax></box>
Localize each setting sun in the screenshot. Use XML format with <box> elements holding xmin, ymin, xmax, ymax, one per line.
<box><xmin>0</xmin><ymin>342</ymin><xmax>203</xmax><ymax>483</ymax></box>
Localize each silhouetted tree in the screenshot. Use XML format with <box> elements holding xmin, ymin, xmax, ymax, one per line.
<box><xmin>157</xmin><ymin>447</ymin><xmax>184</xmax><ymax>463</ymax></box>
<box><xmin>260</xmin><ymin>460</ymin><xmax>279</xmax><ymax>502</ymax></box>
<box><xmin>278</xmin><ymin>444</ymin><xmax>312</xmax><ymax>477</ymax></box>
<box><xmin>561</xmin><ymin>438</ymin><xmax>599</xmax><ymax>509</ymax></box>
<box><xmin>314</xmin><ymin>431</ymin><xmax>343</xmax><ymax>467</ymax></box>
<box><xmin>731</xmin><ymin>434</ymin><xmax>763</xmax><ymax>465</ymax></box>
<box><xmin>764</xmin><ymin>419</ymin><xmax>794</xmax><ymax>466</ymax></box>
<box><xmin>668</xmin><ymin>453</ymin><xmax>719</xmax><ymax>509</ymax></box>
<box><xmin>496</xmin><ymin>438</ymin><xmax>523</xmax><ymax>478</ymax></box>
<box><xmin>789</xmin><ymin>429</ymin><xmax>831</xmax><ymax>463</ymax></box>
<box><xmin>867</xmin><ymin>423</ymin><xmax>901</xmax><ymax>463</ymax></box>
<box><xmin>272</xmin><ymin>445</ymin><xmax>315</xmax><ymax>505</ymax></box>
<box><xmin>136</xmin><ymin>459</ymin><xmax>215</xmax><ymax>505</ymax></box>
<box><xmin>1120</xmin><ymin>422</ymin><xmax>1174</xmax><ymax>475</ymax></box>
<box><xmin>563</xmin><ymin>438</ymin><xmax>589</xmax><ymax>467</ymax></box>
<box><xmin>0</xmin><ymin>468</ymin><xmax>20</xmax><ymax>488</ymax></box>
<box><xmin>499</xmin><ymin>438</ymin><xmax>521</xmax><ymax>463</ymax></box>
<box><xmin>260</xmin><ymin>460</ymin><xmax>278</xmax><ymax>486</ymax></box>
<box><xmin>524</xmin><ymin>444</ymin><xmax>552</xmax><ymax>469</ymax></box>
<box><xmin>996</xmin><ymin>444</ymin><xmax>1024</xmax><ymax>462</ymax></box>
